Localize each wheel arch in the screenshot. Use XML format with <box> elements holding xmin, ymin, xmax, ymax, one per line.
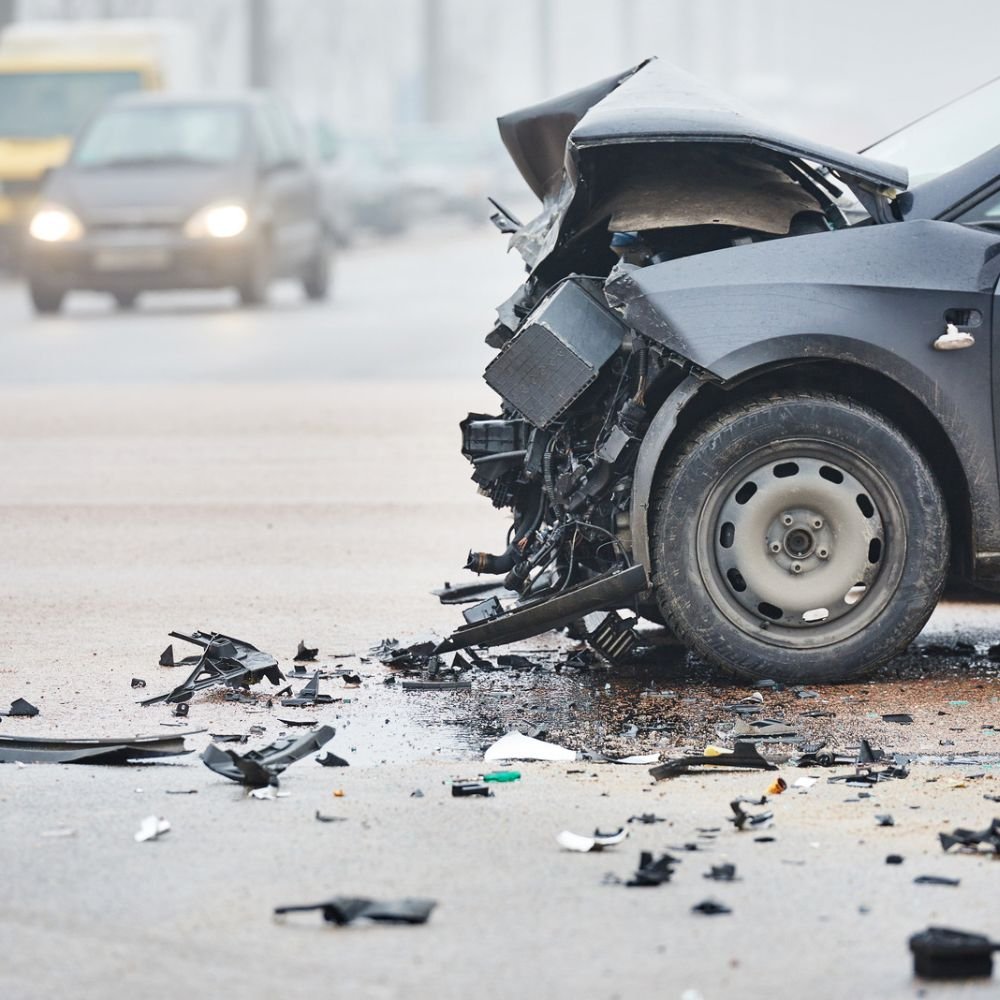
<box><xmin>631</xmin><ymin>359</ymin><xmax>973</xmax><ymax>582</ymax></box>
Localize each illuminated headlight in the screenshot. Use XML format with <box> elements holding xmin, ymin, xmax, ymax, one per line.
<box><xmin>185</xmin><ymin>202</ymin><xmax>249</xmax><ymax>239</ymax></box>
<box><xmin>29</xmin><ymin>205</ymin><xmax>84</xmax><ymax>242</ymax></box>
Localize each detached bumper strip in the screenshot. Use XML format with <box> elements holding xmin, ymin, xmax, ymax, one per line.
<box><xmin>435</xmin><ymin>564</ymin><xmax>648</xmax><ymax>653</ymax></box>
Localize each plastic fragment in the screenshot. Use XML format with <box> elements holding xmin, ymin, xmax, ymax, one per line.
<box><xmin>6</xmin><ymin>698</ymin><xmax>39</xmax><ymax>717</ymax></box>
<box><xmin>315</xmin><ymin>810</ymin><xmax>346</xmax><ymax>823</ymax></box>
<box><xmin>316</xmin><ymin>751</ymin><xmax>350</xmax><ymax>768</ymax></box>
<box><xmin>452</xmin><ymin>782</ymin><xmax>492</xmax><ymax>797</ymax></box>
<box><xmin>886</xmin><ymin>854</ymin><xmax>904</xmax><ymax>864</ymax></box>
<box><xmin>482</xmin><ymin>770</ymin><xmax>520</xmax><ymax>782</ymax></box>
<box><xmin>274</xmin><ymin>897</ymin><xmax>436</xmax><ymax>926</ymax></box>
<box><xmin>649</xmin><ymin>740</ymin><xmax>776</xmax><ymax>780</ymax></box>
<box><xmin>556</xmin><ymin>827</ymin><xmax>628</xmax><ymax>852</ymax></box>
<box><xmin>704</xmin><ymin>863</ymin><xmax>739</xmax><ymax>882</ymax></box>
<box><xmin>882</xmin><ymin>713</ymin><xmax>913</xmax><ymax>724</ymax></box>
<box><xmin>130</xmin><ymin>678</ymin><xmax>146</xmax><ymax>689</ymax></box>
<box><xmin>767</xmin><ymin>777</ymin><xmax>787</xmax><ymax>795</ymax></box>
<box><xmin>134</xmin><ymin>815</ymin><xmax>170</xmax><ymax>843</ymax></box>
<box><xmin>692</xmin><ymin>899</ymin><xmax>731</xmax><ymax>915</ymax></box>
<box><xmin>294</xmin><ymin>640</ymin><xmax>319</xmax><ymax>661</ymax></box>
<box><xmin>158</xmin><ymin>644</ymin><xmax>174</xmax><ymax>667</ymax></box>
<box><xmin>876</xmin><ymin>814</ymin><xmax>895</xmax><ymax>827</ymax></box>
<box><xmin>626</xmin><ymin>851</ymin><xmax>680</xmax><ymax>887</ymax></box>
<box><xmin>914</xmin><ymin>875</ymin><xmax>960</xmax><ymax>886</ymax></box>
<box><xmin>939</xmin><ymin>818</ymin><xmax>1000</xmax><ymax>854</ymax></box>
<box><xmin>484</xmin><ymin>731</ymin><xmax>577</xmax><ymax>762</ymax></box>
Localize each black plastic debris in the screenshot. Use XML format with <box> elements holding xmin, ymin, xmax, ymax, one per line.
<box><xmin>281</xmin><ymin>671</ymin><xmax>336</xmax><ymax>707</ymax></box>
<box><xmin>626</xmin><ymin>851</ymin><xmax>679</xmax><ymax>887</ymax></box>
<box><xmin>315</xmin><ymin>810</ymin><xmax>346</xmax><ymax>823</ymax></box>
<box><xmin>729</xmin><ymin>798</ymin><xmax>773</xmax><ymax>831</ymax></box>
<box><xmin>628</xmin><ymin>814</ymin><xmax>666</xmax><ymax>825</ymax></box>
<box><xmin>587</xmin><ymin>611</ymin><xmax>639</xmax><ymax>663</ymax></box>
<box><xmin>201</xmin><ymin>726</ymin><xmax>335</xmax><ymax>788</ymax></box>
<box><xmin>274</xmin><ymin>897</ymin><xmax>436</xmax><ymax>926</ymax></box>
<box><xmin>278</xmin><ymin>717</ymin><xmax>318</xmax><ymax>728</ymax></box>
<box><xmin>142</xmin><ymin>631</ymin><xmax>283</xmax><ymax>705</ymax></box>
<box><xmin>882</xmin><ymin>713</ymin><xmax>913</xmax><ymax>725</ymax></box>
<box><xmin>939</xmin><ymin>818</ymin><xmax>1000</xmax><ymax>854</ymax></box>
<box><xmin>914</xmin><ymin>875</ymin><xmax>960</xmax><ymax>887</ymax></box>
<box><xmin>876</xmin><ymin>814</ymin><xmax>895</xmax><ymax>827</ymax></box>
<box><xmin>342</xmin><ymin>673</ymin><xmax>361</xmax><ymax>687</ymax></box>
<box><xmin>910</xmin><ymin>927</ymin><xmax>999</xmax><ymax>980</ymax></box>
<box><xmin>158</xmin><ymin>644</ymin><xmax>175</xmax><ymax>667</ymax></box>
<box><xmin>704</xmin><ymin>863</ymin><xmax>739</xmax><ymax>882</ymax></box>
<box><xmin>372</xmin><ymin>639</ymin><xmax>436</xmax><ymax>672</ymax></box>
<box><xmin>730</xmin><ymin>718</ymin><xmax>798</xmax><ymax>739</ymax></box>
<box><xmin>4</xmin><ymin>698</ymin><xmax>39</xmax><ymax>717</ymax></box>
<box><xmin>650</xmin><ymin>740</ymin><xmax>776</xmax><ymax>780</ymax></box>
<box><xmin>452</xmin><ymin>782</ymin><xmax>492</xmax><ymax>797</ymax></box>
<box><xmin>496</xmin><ymin>653</ymin><xmax>538</xmax><ymax>671</ymax></box>
<box><xmin>317</xmin><ymin>751</ymin><xmax>350</xmax><ymax>768</ymax></box>
<box><xmin>295</xmin><ymin>640</ymin><xmax>319</xmax><ymax>661</ymax></box>
<box><xmin>172</xmin><ymin>702</ymin><xmax>189</xmax><ymax>718</ymax></box>
<box><xmin>130</xmin><ymin>678</ymin><xmax>146</xmax><ymax>689</ymax></box>
<box><xmin>0</xmin><ymin>731</ymin><xmax>197</xmax><ymax>764</ymax></box>
<box><xmin>692</xmin><ymin>899</ymin><xmax>731</xmax><ymax>915</ymax></box>
<box><xmin>886</xmin><ymin>854</ymin><xmax>904</xmax><ymax>865</ymax></box>
<box><xmin>463</xmin><ymin>596</ymin><xmax>504</xmax><ymax>624</ymax></box>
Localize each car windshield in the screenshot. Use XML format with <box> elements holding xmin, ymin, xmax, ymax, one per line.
<box><xmin>865</xmin><ymin>76</ymin><xmax>1000</xmax><ymax>186</ymax></box>
<box><xmin>0</xmin><ymin>70</ymin><xmax>142</xmax><ymax>138</ymax></box>
<box><xmin>74</xmin><ymin>104</ymin><xmax>246</xmax><ymax>168</ymax></box>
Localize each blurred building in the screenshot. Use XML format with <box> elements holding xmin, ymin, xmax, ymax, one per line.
<box><xmin>9</xmin><ymin>0</ymin><xmax>1000</xmax><ymax>162</ymax></box>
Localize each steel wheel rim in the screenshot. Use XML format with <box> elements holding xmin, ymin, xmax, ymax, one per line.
<box><xmin>695</xmin><ymin>440</ymin><xmax>906</xmax><ymax>650</ymax></box>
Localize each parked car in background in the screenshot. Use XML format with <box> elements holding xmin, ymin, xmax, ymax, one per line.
<box><xmin>23</xmin><ymin>91</ymin><xmax>330</xmax><ymax>312</ymax></box>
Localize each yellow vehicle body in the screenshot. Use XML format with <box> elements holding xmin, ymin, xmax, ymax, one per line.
<box><xmin>0</xmin><ymin>54</ymin><xmax>159</xmax><ymax>246</ymax></box>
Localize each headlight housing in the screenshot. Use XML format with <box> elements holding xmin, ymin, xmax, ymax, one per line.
<box><xmin>184</xmin><ymin>202</ymin><xmax>249</xmax><ymax>239</ymax></box>
<box><xmin>29</xmin><ymin>205</ymin><xmax>84</xmax><ymax>242</ymax></box>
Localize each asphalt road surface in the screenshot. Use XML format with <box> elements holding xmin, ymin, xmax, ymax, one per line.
<box><xmin>2</xmin><ymin>225</ymin><xmax>999</xmax><ymax>1000</ymax></box>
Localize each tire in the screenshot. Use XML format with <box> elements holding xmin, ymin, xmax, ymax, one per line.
<box><xmin>237</xmin><ymin>237</ymin><xmax>271</xmax><ymax>307</ymax></box>
<box><xmin>650</xmin><ymin>391</ymin><xmax>948</xmax><ymax>683</ymax></box>
<box><xmin>301</xmin><ymin>240</ymin><xmax>330</xmax><ymax>301</ymax></box>
<box><xmin>114</xmin><ymin>292</ymin><xmax>137</xmax><ymax>310</ymax></box>
<box><xmin>28</xmin><ymin>279</ymin><xmax>65</xmax><ymax>315</ymax></box>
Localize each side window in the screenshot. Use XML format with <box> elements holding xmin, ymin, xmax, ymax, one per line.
<box><xmin>254</xmin><ymin>108</ymin><xmax>284</xmax><ymax>170</ymax></box>
<box><xmin>263</xmin><ymin>103</ymin><xmax>304</xmax><ymax>168</ymax></box>
<box><xmin>956</xmin><ymin>188</ymin><xmax>1000</xmax><ymax>226</ymax></box>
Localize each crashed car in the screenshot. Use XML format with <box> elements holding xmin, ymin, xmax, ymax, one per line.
<box><xmin>442</xmin><ymin>58</ymin><xmax>1000</xmax><ymax>683</ymax></box>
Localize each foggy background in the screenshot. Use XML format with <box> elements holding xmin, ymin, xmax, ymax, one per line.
<box><xmin>8</xmin><ymin>0</ymin><xmax>1000</xmax><ymax>156</ymax></box>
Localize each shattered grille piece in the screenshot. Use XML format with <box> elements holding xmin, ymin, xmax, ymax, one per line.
<box><xmin>484</xmin><ymin>279</ymin><xmax>626</xmax><ymax>429</ymax></box>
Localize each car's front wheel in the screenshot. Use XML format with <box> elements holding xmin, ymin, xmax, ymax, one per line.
<box><xmin>301</xmin><ymin>239</ymin><xmax>331</xmax><ymax>301</ymax></box>
<box><xmin>651</xmin><ymin>391</ymin><xmax>948</xmax><ymax>683</ymax></box>
<box><xmin>28</xmin><ymin>278</ymin><xmax>65</xmax><ymax>315</ymax></box>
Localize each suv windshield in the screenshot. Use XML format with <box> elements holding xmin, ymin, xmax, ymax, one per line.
<box><xmin>0</xmin><ymin>70</ymin><xmax>142</xmax><ymax>138</ymax></box>
<box><xmin>74</xmin><ymin>104</ymin><xmax>246</xmax><ymax>168</ymax></box>
<box><xmin>865</xmin><ymin>76</ymin><xmax>1000</xmax><ymax>186</ymax></box>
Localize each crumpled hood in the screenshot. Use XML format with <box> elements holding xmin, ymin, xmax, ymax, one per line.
<box><xmin>497</xmin><ymin>58</ymin><xmax>908</xmax><ymax>270</ymax></box>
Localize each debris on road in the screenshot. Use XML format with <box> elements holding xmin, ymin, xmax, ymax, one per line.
<box><xmin>401</xmin><ymin>679</ymin><xmax>472</xmax><ymax>691</ymax></box>
<box><xmin>886</xmin><ymin>854</ymin><xmax>904</xmax><ymax>864</ymax></box>
<box><xmin>280</xmin><ymin>670</ymin><xmax>337</xmax><ymax>707</ymax></box>
<box><xmin>729</xmin><ymin>798</ymin><xmax>773</xmax><ymax>831</ymax></box>
<box><xmin>295</xmin><ymin>640</ymin><xmax>319</xmax><ymax>661</ymax></box>
<box><xmin>649</xmin><ymin>740</ymin><xmax>776</xmax><ymax>780</ymax></box>
<box><xmin>875</xmin><ymin>814</ymin><xmax>895</xmax><ymax>827</ymax></box>
<box><xmin>556</xmin><ymin>827</ymin><xmax>628</xmax><ymax>852</ymax></box>
<box><xmin>939</xmin><ymin>818</ymin><xmax>1000</xmax><ymax>854</ymax></box>
<box><xmin>315</xmin><ymin>810</ymin><xmax>346</xmax><ymax>823</ymax></box>
<box><xmin>141</xmin><ymin>631</ymin><xmax>283</xmax><ymax>706</ymax></box>
<box><xmin>482</xmin><ymin>770</ymin><xmax>520</xmax><ymax>783</ymax></box>
<box><xmin>914</xmin><ymin>875</ymin><xmax>961</xmax><ymax>887</ymax></box>
<box><xmin>134</xmin><ymin>815</ymin><xmax>170</xmax><ymax>843</ymax></box>
<box><xmin>692</xmin><ymin>899</ymin><xmax>731</xmax><ymax>915</ymax></box>
<box><xmin>130</xmin><ymin>678</ymin><xmax>146</xmax><ymax>689</ymax></box>
<box><xmin>158</xmin><ymin>644</ymin><xmax>175</xmax><ymax>667</ymax></box>
<box><xmin>910</xmin><ymin>927</ymin><xmax>999</xmax><ymax>980</ymax></box>
<box><xmin>484</xmin><ymin>731</ymin><xmax>577</xmax><ymax>762</ymax></box>
<box><xmin>3</xmin><ymin>698</ymin><xmax>39</xmax><ymax>717</ymax></box>
<box><xmin>0</xmin><ymin>731</ymin><xmax>197</xmax><ymax>764</ymax></box>
<box><xmin>882</xmin><ymin>713</ymin><xmax>914</xmax><ymax>725</ymax></box>
<box><xmin>625</xmin><ymin>851</ymin><xmax>680</xmax><ymax>887</ymax></box>
<box><xmin>274</xmin><ymin>897</ymin><xmax>436</xmax><ymax>926</ymax></box>
<box><xmin>729</xmin><ymin>718</ymin><xmax>798</xmax><ymax>739</ymax></box>
<box><xmin>704</xmin><ymin>863</ymin><xmax>739</xmax><ymax>882</ymax></box>
<box><xmin>452</xmin><ymin>781</ymin><xmax>492</xmax><ymax>797</ymax></box>
<box><xmin>316</xmin><ymin>751</ymin><xmax>350</xmax><ymax>768</ymax></box>
<box><xmin>201</xmin><ymin>726</ymin><xmax>336</xmax><ymax>788</ymax></box>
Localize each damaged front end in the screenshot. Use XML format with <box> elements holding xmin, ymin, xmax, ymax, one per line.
<box><xmin>442</xmin><ymin>58</ymin><xmax>907</xmax><ymax>658</ymax></box>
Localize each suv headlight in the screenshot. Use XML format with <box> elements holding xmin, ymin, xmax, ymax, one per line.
<box><xmin>29</xmin><ymin>205</ymin><xmax>84</xmax><ymax>242</ymax></box>
<box><xmin>185</xmin><ymin>202</ymin><xmax>249</xmax><ymax>239</ymax></box>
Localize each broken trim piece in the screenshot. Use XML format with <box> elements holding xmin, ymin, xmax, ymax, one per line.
<box><xmin>436</xmin><ymin>564</ymin><xmax>647</xmax><ymax>653</ymax></box>
<box><xmin>0</xmin><ymin>731</ymin><xmax>201</xmax><ymax>765</ymax></box>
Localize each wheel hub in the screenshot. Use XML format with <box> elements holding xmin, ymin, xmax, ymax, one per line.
<box><xmin>711</xmin><ymin>455</ymin><xmax>886</xmax><ymax>630</ymax></box>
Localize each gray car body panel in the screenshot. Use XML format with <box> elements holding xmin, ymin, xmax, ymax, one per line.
<box><xmin>610</xmin><ymin>218</ymin><xmax>1000</xmax><ymax>571</ymax></box>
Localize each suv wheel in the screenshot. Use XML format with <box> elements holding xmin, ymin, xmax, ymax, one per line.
<box><xmin>29</xmin><ymin>279</ymin><xmax>65</xmax><ymax>315</ymax></box>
